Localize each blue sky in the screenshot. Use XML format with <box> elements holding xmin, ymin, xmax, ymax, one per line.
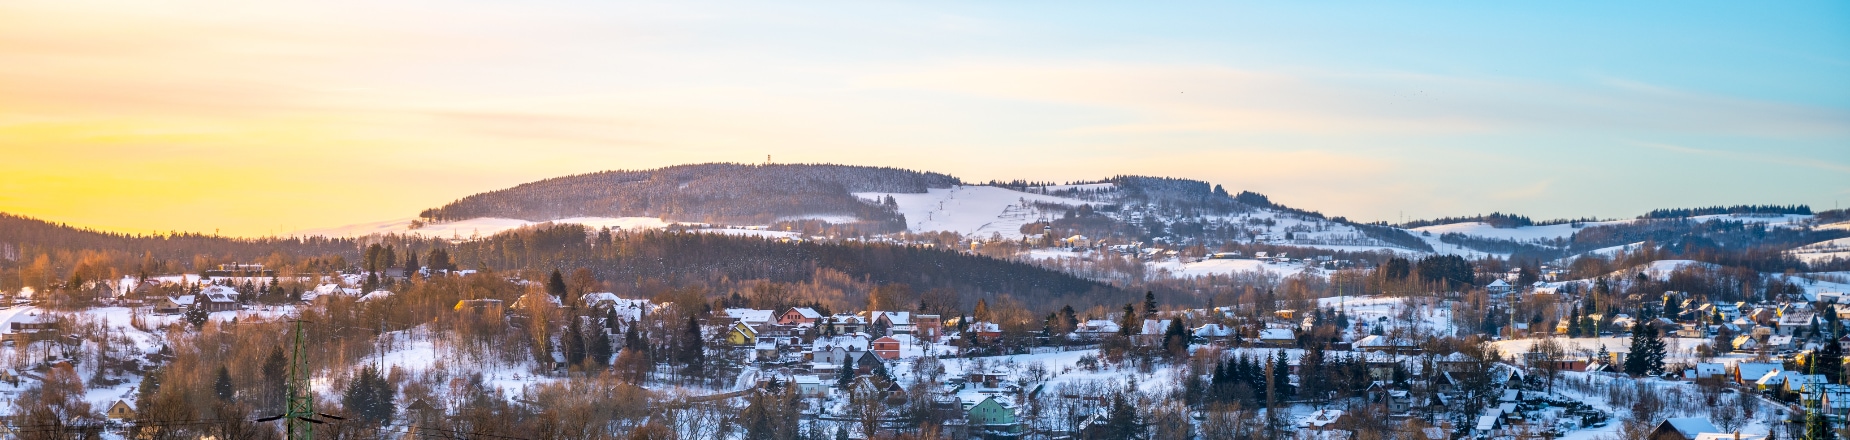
<box><xmin>1</xmin><ymin>0</ymin><xmax>1845</xmax><ymax>234</ymax></box>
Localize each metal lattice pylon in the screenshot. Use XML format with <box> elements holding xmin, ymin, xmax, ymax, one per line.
<box><xmin>285</xmin><ymin>319</ymin><xmax>314</xmax><ymax>440</ymax></box>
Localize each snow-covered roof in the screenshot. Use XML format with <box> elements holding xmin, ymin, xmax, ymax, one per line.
<box><xmin>1140</xmin><ymin>319</ymin><xmax>1172</xmax><ymax>336</ymax></box>
<box><xmin>812</xmin><ymin>335</ymin><xmax>869</xmax><ymax>351</ymax></box>
<box><xmin>1259</xmin><ymin>328</ymin><xmax>1295</xmax><ymax>340</ymax></box>
<box><xmin>358</xmin><ymin>290</ymin><xmax>394</xmax><ymax>302</ymax></box>
<box><xmin>788</xmin><ymin>307</ymin><xmax>821</xmax><ymax>319</ymax></box>
<box><xmin>1077</xmin><ymin>320</ymin><xmax>1120</xmax><ymax>334</ymax></box>
<box><xmin>1353</xmin><ymin>335</ymin><xmax>1416</xmax><ymax>348</ymax></box>
<box><xmin>1660</xmin><ymin>417</ymin><xmax>1718</xmax><ymax>438</ymax></box>
<box><xmin>725</xmin><ymin>308</ymin><xmax>775</xmax><ymax>325</ymax></box>
<box><xmin>1487</xmin><ymin>279</ymin><xmax>1510</xmax><ymax>288</ymax></box>
<box><xmin>875</xmin><ymin>311</ymin><xmax>911</xmax><ymax>325</ymax></box>
<box><xmin>1194</xmin><ymin>323</ymin><xmax>1234</xmax><ymax>338</ymax></box>
<box><xmin>1296</xmin><ymin>409</ymin><xmax>1344</xmax><ymax>428</ymax></box>
<box><xmin>1757</xmin><ymin>370</ymin><xmax>1800</xmax><ymax>386</ymax></box>
<box><xmin>1693</xmin><ymin>434</ymin><xmax>1766</xmax><ymax>440</ymax></box>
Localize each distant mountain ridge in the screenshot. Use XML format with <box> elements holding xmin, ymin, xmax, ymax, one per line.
<box><xmin>408</xmin><ymin>163</ymin><xmax>1842</xmax><ymax>260</ymax></box>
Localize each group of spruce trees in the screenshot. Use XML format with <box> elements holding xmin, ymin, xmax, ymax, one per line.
<box><xmin>1205</xmin><ymin>351</ymin><xmax>1293</xmax><ymax>406</ymax></box>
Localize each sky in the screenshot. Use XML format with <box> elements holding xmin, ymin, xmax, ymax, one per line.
<box><xmin>1</xmin><ymin>0</ymin><xmax>1847</xmax><ymax>237</ymax></box>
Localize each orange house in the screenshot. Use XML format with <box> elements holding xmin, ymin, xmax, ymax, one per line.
<box><xmin>872</xmin><ymin>336</ymin><xmax>903</xmax><ymax>359</ymax></box>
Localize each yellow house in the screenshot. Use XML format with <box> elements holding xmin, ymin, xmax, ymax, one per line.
<box><xmin>107</xmin><ymin>400</ymin><xmax>136</xmax><ymax>420</ymax></box>
<box><xmin>726</xmin><ymin>321</ymin><xmax>759</xmax><ymax>346</ymax></box>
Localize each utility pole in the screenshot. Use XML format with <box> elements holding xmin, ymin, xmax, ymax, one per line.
<box><xmin>284</xmin><ymin>319</ymin><xmax>315</xmax><ymax>440</ymax></box>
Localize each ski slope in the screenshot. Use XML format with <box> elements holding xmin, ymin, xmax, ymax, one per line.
<box><xmin>854</xmin><ymin>185</ymin><xmax>1092</xmax><ymax>239</ymax></box>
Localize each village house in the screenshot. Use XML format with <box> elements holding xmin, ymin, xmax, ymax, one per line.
<box><xmin>965</xmin><ymin>395</ymin><xmax>1021</xmax><ymax>436</ymax></box>
<box><xmin>1137</xmin><ymin>319</ymin><xmax>1173</xmax><ymax>345</ymax></box>
<box><xmin>872</xmin><ymin>335</ymin><xmax>904</xmax><ymax>359</ymax></box>
<box><xmin>913</xmin><ymin>314</ymin><xmax>943</xmax><ymax>340</ymax></box>
<box><xmin>871</xmin><ymin>311</ymin><xmax>914</xmax><ymax>336</ymax></box>
<box><xmin>1260</xmin><ymin>328</ymin><xmax>1297</xmax><ymax>346</ymax></box>
<box><xmin>106</xmin><ymin>400</ymin><xmax>136</xmax><ymax>420</ymax></box>
<box><xmin>1071</xmin><ymin>320</ymin><xmax>1121</xmax><ymax>340</ymax></box>
<box><xmin>1647</xmin><ymin>417</ymin><xmax>1719</xmax><ymax>440</ymax></box>
<box><xmin>726</xmin><ymin>320</ymin><xmax>760</xmax><ymax>346</ymax></box>
<box><xmin>778</xmin><ymin>307</ymin><xmax>821</xmax><ymax>326</ymax></box>
<box><xmin>4</xmin><ymin>313</ymin><xmax>58</xmax><ymax>344</ymax></box>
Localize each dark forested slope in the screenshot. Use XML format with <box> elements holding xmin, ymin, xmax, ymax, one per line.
<box><xmin>447</xmin><ymin>224</ymin><xmax>1129</xmax><ymax>311</ymax></box>
<box><xmin>418</xmin><ymin>163</ymin><xmax>960</xmax><ymax>226</ymax></box>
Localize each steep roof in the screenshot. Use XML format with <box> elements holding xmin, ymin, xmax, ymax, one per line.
<box><xmin>1660</xmin><ymin>417</ymin><xmax>1718</xmax><ymax>438</ymax></box>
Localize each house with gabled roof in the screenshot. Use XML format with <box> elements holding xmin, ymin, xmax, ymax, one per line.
<box><xmin>779</xmin><ymin>307</ymin><xmax>821</xmax><ymax>326</ymax></box>
<box><xmin>1648</xmin><ymin>417</ymin><xmax>1718</xmax><ymax>440</ymax></box>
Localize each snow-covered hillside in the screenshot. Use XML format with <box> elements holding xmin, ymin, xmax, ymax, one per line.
<box><xmin>854</xmin><ymin>185</ymin><xmax>1093</xmax><ymax>239</ymax></box>
<box><xmin>1412</xmin><ymin>221</ymin><xmax>1617</xmax><ymax>243</ymax></box>
<box><xmin>1792</xmin><ymin>237</ymin><xmax>1850</xmax><ymax>264</ymax></box>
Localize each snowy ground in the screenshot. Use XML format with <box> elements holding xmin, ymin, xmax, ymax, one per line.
<box><xmin>1792</xmin><ymin>237</ymin><xmax>1850</xmax><ymax>264</ymax></box>
<box><xmin>1317</xmin><ymin>295</ymin><xmax>1457</xmax><ymax>337</ymax></box>
<box><xmin>854</xmin><ymin>185</ymin><xmax>1092</xmax><ymax>239</ymax></box>
<box><xmin>1616</xmin><ymin>260</ymin><xmax>1724</xmax><ymax>281</ymax></box>
<box><xmin>1149</xmin><ymin>258</ymin><xmax>1314</xmax><ymax>278</ymax></box>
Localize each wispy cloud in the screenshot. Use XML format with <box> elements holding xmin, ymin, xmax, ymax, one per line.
<box><xmin>1634</xmin><ymin>141</ymin><xmax>1850</xmax><ymax>173</ymax></box>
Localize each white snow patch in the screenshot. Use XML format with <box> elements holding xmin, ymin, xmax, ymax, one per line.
<box><xmin>855</xmin><ymin>185</ymin><xmax>1092</xmax><ymax>239</ymax></box>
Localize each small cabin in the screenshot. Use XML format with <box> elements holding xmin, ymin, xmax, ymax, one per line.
<box><xmin>107</xmin><ymin>400</ymin><xmax>137</xmax><ymax>420</ymax></box>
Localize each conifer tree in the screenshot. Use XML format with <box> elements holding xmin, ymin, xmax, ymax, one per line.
<box><xmin>138</xmin><ymin>368</ymin><xmax>162</xmax><ymax>405</ymax></box>
<box><xmin>1624</xmin><ymin>321</ymin><xmax>1648</xmax><ymax>376</ymax></box>
<box><xmin>1816</xmin><ymin>328</ymin><xmax>1844</xmax><ymax>385</ymax></box>
<box><xmin>588</xmin><ymin>321</ymin><xmax>614</xmax><ymax>369</ymax></box>
<box><xmin>681</xmin><ymin>315</ymin><xmax>706</xmax><ymax>377</ymax></box>
<box><xmin>262</xmin><ymin>346</ymin><xmax>287</xmax><ymax>411</ymax></box>
<box><xmin>564</xmin><ymin>314</ymin><xmax>588</xmax><ymax>368</ymax></box>
<box><xmin>1118</xmin><ymin>303</ymin><xmax>1136</xmax><ymax>337</ymax></box>
<box><xmin>838</xmin><ymin>355</ymin><xmax>856</xmax><ymax>389</ymax></box>
<box><xmin>1105</xmin><ymin>391</ymin><xmax>1141</xmax><ymax>439</ymax></box>
<box><xmin>1271</xmin><ymin>350</ymin><xmax>1291</xmax><ymax>402</ymax></box>
<box><xmin>1142</xmin><ymin>291</ymin><xmax>1158</xmax><ymax>319</ymax></box>
<box><xmin>214</xmin><ymin>365</ymin><xmax>234</xmax><ymax>402</ymax></box>
<box><xmin>547</xmin><ymin>269</ymin><xmax>568</xmax><ymax>299</ymax></box>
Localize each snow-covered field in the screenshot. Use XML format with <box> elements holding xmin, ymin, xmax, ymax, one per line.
<box><xmin>1792</xmin><ymin>237</ymin><xmax>1850</xmax><ymax>264</ymax></box>
<box><xmin>855</xmin><ymin>185</ymin><xmax>1092</xmax><ymax>239</ymax></box>
<box><xmin>1150</xmin><ymin>258</ymin><xmax>1312</xmax><ymax>278</ymax></box>
<box><xmin>1412</xmin><ymin>221</ymin><xmax>1614</xmax><ymax>243</ymax></box>
<box><xmin>1318</xmin><ymin>295</ymin><xmax>1456</xmax><ymax>337</ymax></box>
<box><xmin>1618</xmin><ymin>260</ymin><xmax>1723</xmax><ymax>281</ymax></box>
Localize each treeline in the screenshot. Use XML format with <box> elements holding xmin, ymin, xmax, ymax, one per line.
<box><xmin>1568</xmin><ymin>218</ymin><xmax>1847</xmax><ymax>256</ymax></box>
<box><xmin>1438</xmin><ymin>233</ymin><xmax>1554</xmax><ymax>257</ymax></box>
<box><xmin>417</xmin><ymin>163</ymin><xmax>959</xmax><ymax>225</ymax></box>
<box><xmin>0</xmin><ymin>213</ymin><xmax>355</xmax><ymax>262</ymax></box>
<box><xmin>445</xmin><ymin>224</ymin><xmax>1128</xmax><ymax>313</ymax></box>
<box><xmin>1641</xmin><ymin>204</ymin><xmax>1811</xmax><ymax>219</ymax></box>
<box><xmin>0</xmin><ymin>213</ymin><xmax>358</xmax><ymax>291</ymax></box>
<box><xmin>1351</xmin><ymin>223</ymin><xmax>1435</xmax><ymax>252</ymax></box>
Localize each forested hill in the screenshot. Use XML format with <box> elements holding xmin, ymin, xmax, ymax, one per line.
<box><xmin>447</xmin><ymin>223</ymin><xmax>1130</xmax><ymax>312</ymax></box>
<box><xmin>0</xmin><ymin>213</ymin><xmax>357</xmax><ymax>280</ymax></box>
<box><xmin>418</xmin><ymin>163</ymin><xmax>961</xmax><ymax>225</ymax></box>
